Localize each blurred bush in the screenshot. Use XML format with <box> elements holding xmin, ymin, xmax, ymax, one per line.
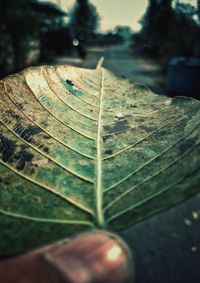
<box><xmin>0</xmin><ymin>0</ymin><xmax>72</xmax><ymax>78</ymax></box>
<box><xmin>0</xmin><ymin>0</ymin><xmax>39</xmax><ymax>77</ymax></box>
<box><xmin>132</xmin><ymin>0</ymin><xmax>200</xmax><ymax>71</ymax></box>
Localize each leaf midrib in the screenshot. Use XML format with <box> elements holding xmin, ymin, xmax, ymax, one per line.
<box><xmin>96</xmin><ymin>68</ymin><xmax>104</xmax><ymax>228</ymax></box>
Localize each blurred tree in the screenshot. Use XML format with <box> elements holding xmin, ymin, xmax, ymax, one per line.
<box><xmin>169</xmin><ymin>1</ymin><xmax>200</xmax><ymax>59</ymax></box>
<box><xmin>36</xmin><ymin>1</ymin><xmax>72</xmax><ymax>62</ymax></box>
<box><xmin>40</xmin><ymin>26</ymin><xmax>72</xmax><ymax>60</ymax></box>
<box><xmin>197</xmin><ymin>0</ymin><xmax>200</xmax><ymax>20</ymax></box>
<box><xmin>136</xmin><ymin>0</ymin><xmax>200</xmax><ymax>70</ymax></box>
<box><xmin>0</xmin><ymin>0</ymin><xmax>39</xmax><ymax>74</ymax></box>
<box><xmin>141</xmin><ymin>0</ymin><xmax>174</xmax><ymax>57</ymax></box>
<box><xmin>0</xmin><ymin>0</ymin><xmax>72</xmax><ymax>77</ymax></box>
<box><xmin>69</xmin><ymin>0</ymin><xmax>100</xmax><ymax>58</ymax></box>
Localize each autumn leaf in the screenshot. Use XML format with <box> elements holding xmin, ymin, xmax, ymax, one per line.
<box><xmin>0</xmin><ymin>65</ymin><xmax>200</xmax><ymax>255</ymax></box>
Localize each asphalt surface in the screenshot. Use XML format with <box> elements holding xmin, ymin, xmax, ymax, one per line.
<box><xmin>56</xmin><ymin>43</ymin><xmax>200</xmax><ymax>283</ymax></box>
<box><xmin>121</xmin><ymin>196</ymin><xmax>200</xmax><ymax>283</ymax></box>
<box><xmin>83</xmin><ymin>42</ymin><xmax>165</xmax><ymax>95</ymax></box>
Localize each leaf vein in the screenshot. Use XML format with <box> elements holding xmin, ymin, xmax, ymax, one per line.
<box><xmin>104</xmin><ymin>125</ymin><xmax>200</xmax><ymax>211</ymax></box>
<box><xmin>0</xmin><ymin>160</ymin><xmax>94</xmax><ymax>215</ymax></box>
<box><xmin>0</xmin><ymin>209</ymin><xmax>94</xmax><ymax>226</ymax></box>
<box><xmin>107</xmin><ymin>161</ymin><xmax>200</xmax><ymax>223</ymax></box>
<box><xmin>43</xmin><ymin>69</ymin><xmax>98</xmax><ymax>122</ymax></box>
<box><xmin>1</xmin><ymin>120</ymin><xmax>94</xmax><ymax>183</ymax></box>
<box><xmin>1</xmin><ymin>92</ymin><xmax>95</xmax><ymax>159</ymax></box>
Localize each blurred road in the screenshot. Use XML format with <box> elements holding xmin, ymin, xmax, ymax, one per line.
<box><xmin>56</xmin><ymin>41</ymin><xmax>165</xmax><ymax>95</ymax></box>
<box><xmin>55</xmin><ymin>43</ymin><xmax>200</xmax><ymax>283</ymax></box>
<box><xmin>121</xmin><ymin>195</ymin><xmax>200</xmax><ymax>283</ymax></box>
<box><xmin>83</xmin><ymin>42</ymin><xmax>165</xmax><ymax>95</ymax></box>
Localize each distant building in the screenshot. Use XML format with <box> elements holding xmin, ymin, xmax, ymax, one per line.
<box><xmin>114</xmin><ymin>26</ymin><xmax>133</xmax><ymax>40</ymax></box>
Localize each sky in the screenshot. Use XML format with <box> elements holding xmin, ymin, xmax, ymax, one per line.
<box><xmin>46</xmin><ymin>0</ymin><xmax>149</xmax><ymax>31</ymax></box>
<box><xmin>43</xmin><ymin>0</ymin><xmax>198</xmax><ymax>32</ymax></box>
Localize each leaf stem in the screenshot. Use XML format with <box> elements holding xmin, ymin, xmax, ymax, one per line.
<box><xmin>96</xmin><ymin>57</ymin><xmax>104</xmax><ymax>69</ymax></box>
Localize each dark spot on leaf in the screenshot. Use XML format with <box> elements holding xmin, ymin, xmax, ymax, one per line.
<box><xmin>102</xmin><ymin>135</ymin><xmax>112</xmax><ymax>143</ymax></box>
<box><xmin>0</xmin><ymin>177</ymin><xmax>12</xmax><ymax>185</ymax></box>
<box><xmin>130</xmin><ymin>104</ymin><xmax>137</xmax><ymax>108</ymax></box>
<box><xmin>43</xmin><ymin>135</ymin><xmax>51</xmax><ymax>139</ymax></box>
<box><xmin>25</xmin><ymin>126</ymin><xmax>43</xmax><ymax>136</ymax></box>
<box><xmin>103</xmin><ymin>120</ymin><xmax>130</xmax><ymax>134</ymax></box>
<box><xmin>19</xmin><ymin>144</ymin><xmax>29</xmax><ymax>150</ymax></box>
<box><xmin>64</xmin><ymin>80</ymin><xmax>83</xmax><ymax>96</ymax></box>
<box><xmin>136</xmin><ymin>118</ymin><xmax>145</xmax><ymax>123</ymax></box>
<box><xmin>16</xmin><ymin>149</ymin><xmax>33</xmax><ymax>170</ymax></box>
<box><xmin>14</xmin><ymin>124</ymin><xmax>24</xmax><ymax>135</ymax></box>
<box><xmin>15</xmin><ymin>124</ymin><xmax>43</xmax><ymax>142</ymax></box>
<box><xmin>179</xmin><ymin>138</ymin><xmax>196</xmax><ymax>154</ymax></box>
<box><xmin>104</xmin><ymin>149</ymin><xmax>113</xmax><ymax>155</ymax></box>
<box><xmin>43</xmin><ymin>146</ymin><xmax>49</xmax><ymax>153</ymax></box>
<box><xmin>0</xmin><ymin>135</ymin><xmax>16</xmax><ymax>162</ymax></box>
<box><xmin>66</xmin><ymin>79</ymin><xmax>74</xmax><ymax>86</ymax></box>
<box><xmin>41</xmin><ymin>121</ymin><xmax>49</xmax><ymax>127</ymax></box>
<box><xmin>140</xmin><ymin>125</ymin><xmax>157</xmax><ymax>132</ymax></box>
<box><xmin>17</xmin><ymin>103</ymin><xmax>24</xmax><ymax>110</ymax></box>
<box><xmin>32</xmin><ymin>196</ymin><xmax>42</xmax><ymax>203</ymax></box>
<box><xmin>30</xmin><ymin>168</ymin><xmax>35</xmax><ymax>175</ymax></box>
<box><xmin>5</xmin><ymin>110</ymin><xmax>21</xmax><ymax>121</ymax></box>
<box><xmin>157</xmin><ymin>130</ymin><xmax>167</xmax><ymax>136</ymax></box>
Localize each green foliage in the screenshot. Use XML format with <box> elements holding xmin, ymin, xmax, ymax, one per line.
<box><xmin>0</xmin><ymin>64</ymin><xmax>200</xmax><ymax>255</ymax></box>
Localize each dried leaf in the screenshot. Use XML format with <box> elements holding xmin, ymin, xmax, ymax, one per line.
<box><xmin>0</xmin><ymin>65</ymin><xmax>200</xmax><ymax>255</ymax></box>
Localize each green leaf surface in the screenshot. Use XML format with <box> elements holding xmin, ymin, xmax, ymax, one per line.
<box><xmin>0</xmin><ymin>65</ymin><xmax>200</xmax><ymax>255</ymax></box>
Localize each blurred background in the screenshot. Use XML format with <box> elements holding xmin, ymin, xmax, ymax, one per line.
<box><xmin>0</xmin><ymin>0</ymin><xmax>199</xmax><ymax>96</ymax></box>
<box><xmin>0</xmin><ymin>1</ymin><xmax>200</xmax><ymax>283</ymax></box>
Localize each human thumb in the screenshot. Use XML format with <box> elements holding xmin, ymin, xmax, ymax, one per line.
<box><xmin>0</xmin><ymin>230</ymin><xmax>135</xmax><ymax>283</ymax></box>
